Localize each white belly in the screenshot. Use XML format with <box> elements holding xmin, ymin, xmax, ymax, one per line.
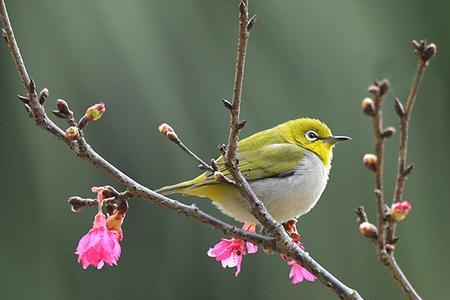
<box><xmin>214</xmin><ymin>150</ymin><xmax>330</xmax><ymax>224</ymax></box>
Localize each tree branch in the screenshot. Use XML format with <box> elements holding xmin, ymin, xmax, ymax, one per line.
<box><xmin>1</xmin><ymin>1</ymin><xmax>362</xmax><ymax>299</ymax></box>
<box><xmin>359</xmin><ymin>39</ymin><xmax>436</xmax><ymax>300</ymax></box>
<box><xmin>221</xmin><ymin>1</ymin><xmax>362</xmax><ymax>299</ymax></box>
<box><xmin>370</xmin><ymin>80</ymin><xmax>388</xmax><ymax>249</ymax></box>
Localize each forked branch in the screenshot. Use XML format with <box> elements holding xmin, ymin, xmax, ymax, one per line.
<box><xmin>359</xmin><ymin>39</ymin><xmax>436</xmax><ymax>300</ymax></box>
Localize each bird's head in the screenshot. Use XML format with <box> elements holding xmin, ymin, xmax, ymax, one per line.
<box><xmin>281</xmin><ymin>118</ymin><xmax>350</xmax><ymax>168</ymax></box>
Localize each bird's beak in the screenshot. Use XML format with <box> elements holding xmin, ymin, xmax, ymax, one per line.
<box><xmin>322</xmin><ymin>135</ymin><xmax>351</xmax><ymax>144</ymax></box>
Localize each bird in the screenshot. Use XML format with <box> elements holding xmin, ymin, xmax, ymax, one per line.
<box><xmin>157</xmin><ymin>118</ymin><xmax>350</xmax><ymax>225</ymax></box>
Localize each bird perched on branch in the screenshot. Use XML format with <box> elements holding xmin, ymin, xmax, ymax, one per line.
<box><xmin>157</xmin><ymin>118</ymin><xmax>350</xmax><ymax>225</ymax></box>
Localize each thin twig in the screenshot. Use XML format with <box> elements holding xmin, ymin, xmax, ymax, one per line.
<box><xmin>393</xmin><ymin>61</ymin><xmax>427</xmax><ymax>204</ymax></box>
<box><xmin>386</xmin><ymin>62</ymin><xmax>427</xmax><ymax>246</ymax></box>
<box><xmin>371</xmin><ymin>83</ymin><xmax>387</xmax><ymax>249</ymax></box>
<box><xmin>158</xmin><ymin>123</ymin><xmax>214</xmax><ymax>172</ymax></box>
<box><xmin>385</xmin><ymin>41</ymin><xmax>435</xmax><ymax>300</ymax></box>
<box><xmin>1</xmin><ymin>1</ymin><xmax>362</xmax><ymax>299</ymax></box>
<box><xmin>359</xmin><ymin>40</ymin><xmax>436</xmax><ymax>300</ymax></box>
<box><xmin>224</xmin><ymin>0</ymin><xmax>250</xmax><ymax>164</ymax></box>
<box><xmin>221</xmin><ymin>1</ymin><xmax>362</xmax><ymax>299</ymax></box>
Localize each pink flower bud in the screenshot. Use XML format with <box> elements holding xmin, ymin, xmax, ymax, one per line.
<box><xmin>158</xmin><ymin>123</ymin><xmax>174</xmax><ymax>135</ymax></box>
<box><xmin>65</xmin><ymin>126</ymin><xmax>79</xmax><ymax>140</ymax></box>
<box><xmin>85</xmin><ymin>102</ymin><xmax>106</xmax><ymax>121</ymax></box>
<box><xmin>158</xmin><ymin>123</ymin><xmax>179</xmax><ymax>142</ymax></box>
<box><xmin>389</xmin><ymin>201</ymin><xmax>412</xmax><ymax>222</ymax></box>
<box><xmin>359</xmin><ymin>222</ymin><xmax>378</xmax><ymax>238</ymax></box>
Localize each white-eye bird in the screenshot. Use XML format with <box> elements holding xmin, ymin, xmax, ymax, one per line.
<box><xmin>157</xmin><ymin>118</ymin><xmax>350</xmax><ymax>224</ymax></box>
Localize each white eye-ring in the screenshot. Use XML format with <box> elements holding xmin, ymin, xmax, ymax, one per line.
<box><xmin>305</xmin><ymin>130</ymin><xmax>319</xmax><ymax>141</ymax></box>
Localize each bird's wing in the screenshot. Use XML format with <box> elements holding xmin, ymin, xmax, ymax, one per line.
<box><xmin>202</xmin><ymin>143</ymin><xmax>305</xmax><ymax>184</ymax></box>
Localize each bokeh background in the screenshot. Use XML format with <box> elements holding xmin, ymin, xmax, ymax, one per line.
<box><xmin>1</xmin><ymin>0</ymin><xmax>449</xmax><ymax>299</ymax></box>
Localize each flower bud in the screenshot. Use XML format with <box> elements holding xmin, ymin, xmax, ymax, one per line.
<box><xmin>413</xmin><ymin>40</ymin><xmax>437</xmax><ymax>62</ymax></box>
<box><xmin>367</xmin><ymin>84</ymin><xmax>380</xmax><ymax>96</ymax></box>
<box><xmin>394</xmin><ymin>97</ymin><xmax>405</xmax><ymax>117</ymax></box>
<box><xmin>389</xmin><ymin>201</ymin><xmax>411</xmax><ymax>222</ymax></box>
<box><xmin>65</xmin><ymin>126</ymin><xmax>79</xmax><ymax>140</ymax></box>
<box><xmin>378</xmin><ymin>79</ymin><xmax>389</xmax><ymax>96</ymax></box>
<box><xmin>402</xmin><ymin>164</ymin><xmax>414</xmax><ymax>177</ymax></box>
<box><xmin>67</xmin><ymin>196</ymin><xmax>96</xmax><ymax>212</ymax></box>
<box><xmin>56</xmin><ymin>99</ymin><xmax>71</xmax><ymax>115</ymax></box>
<box><xmin>18</xmin><ymin>95</ymin><xmax>30</xmax><ymax>104</ymax></box>
<box><xmin>386</xmin><ymin>244</ymin><xmax>396</xmax><ymax>253</ymax></box>
<box><xmin>381</xmin><ymin>126</ymin><xmax>396</xmax><ymax>138</ymax></box>
<box><xmin>423</xmin><ymin>43</ymin><xmax>437</xmax><ymax>62</ymax></box>
<box><xmin>368</xmin><ymin>80</ymin><xmax>389</xmax><ymax>97</ymax></box>
<box><xmin>85</xmin><ymin>102</ymin><xmax>106</xmax><ymax>121</ymax></box>
<box><xmin>53</xmin><ymin>98</ymin><xmax>73</xmax><ymax>118</ymax></box>
<box><xmin>362</xmin><ymin>97</ymin><xmax>375</xmax><ymax>116</ymax></box>
<box><xmin>68</xmin><ymin>196</ymin><xmax>85</xmax><ymax>212</ymax></box>
<box><xmin>159</xmin><ymin>123</ymin><xmax>179</xmax><ymax>143</ymax></box>
<box><xmin>38</xmin><ymin>88</ymin><xmax>49</xmax><ymax>105</ymax></box>
<box><xmin>359</xmin><ymin>222</ymin><xmax>378</xmax><ymax>238</ymax></box>
<box><xmin>363</xmin><ymin>154</ymin><xmax>377</xmax><ymax>172</ymax></box>
<box><xmin>247</xmin><ymin>15</ymin><xmax>257</xmax><ymax>31</ymax></box>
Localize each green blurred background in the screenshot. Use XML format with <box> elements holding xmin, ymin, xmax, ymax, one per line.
<box><xmin>1</xmin><ymin>0</ymin><xmax>449</xmax><ymax>299</ymax></box>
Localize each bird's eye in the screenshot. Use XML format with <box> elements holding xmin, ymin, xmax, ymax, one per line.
<box><xmin>305</xmin><ymin>130</ymin><xmax>318</xmax><ymax>141</ymax></box>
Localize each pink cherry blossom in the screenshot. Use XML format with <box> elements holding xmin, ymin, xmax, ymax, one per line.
<box><xmin>76</xmin><ymin>212</ymin><xmax>121</xmax><ymax>269</ymax></box>
<box><xmin>288</xmin><ymin>259</ymin><xmax>316</xmax><ymax>284</ymax></box>
<box><xmin>390</xmin><ymin>201</ymin><xmax>412</xmax><ymax>222</ymax></box>
<box><xmin>207</xmin><ymin>223</ymin><xmax>258</xmax><ymax>276</ymax></box>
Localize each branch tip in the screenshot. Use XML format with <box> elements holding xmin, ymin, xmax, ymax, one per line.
<box><xmin>412</xmin><ymin>39</ymin><xmax>437</xmax><ymax>63</ymax></box>
<box><xmin>368</xmin><ymin>79</ymin><xmax>389</xmax><ymax>98</ymax></box>
<box><xmin>68</xmin><ymin>196</ymin><xmax>96</xmax><ymax>212</ymax></box>
<box><xmin>239</xmin><ymin>1</ymin><xmax>247</xmax><ymax>15</ymax></box>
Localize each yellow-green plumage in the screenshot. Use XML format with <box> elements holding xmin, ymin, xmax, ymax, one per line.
<box><xmin>157</xmin><ymin>118</ymin><xmax>349</xmax><ymax>224</ymax></box>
